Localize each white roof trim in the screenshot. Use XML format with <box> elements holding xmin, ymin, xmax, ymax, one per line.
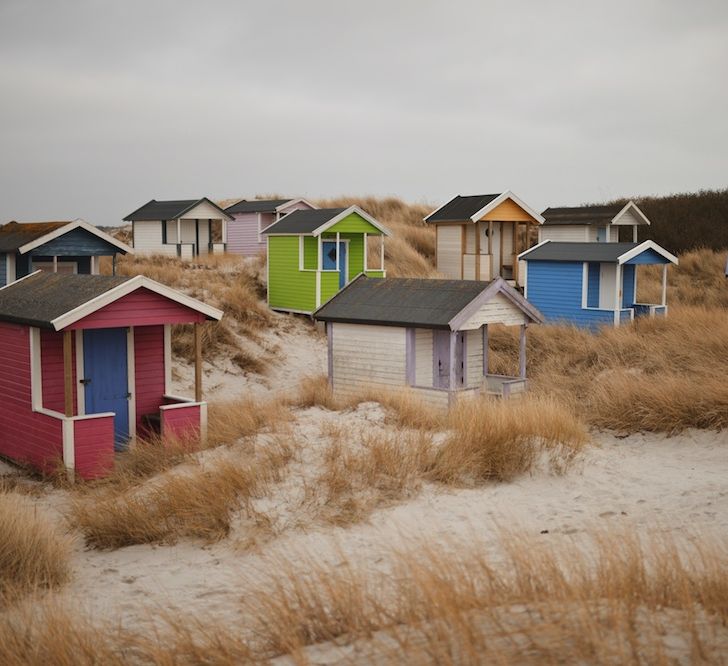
<box><xmin>517</xmin><ymin>239</ymin><xmax>552</xmax><ymax>260</ymax></box>
<box><xmin>277</xmin><ymin>198</ymin><xmax>316</xmax><ymax>212</ymax></box>
<box><xmin>618</xmin><ymin>240</ymin><xmax>678</xmax><ymax>265</ymax></box>
<box><xmin>423</xmin><ymin>198</ymin><xmax>453</xmax><ymax>223</ymax></box>
<box><xmin>313</xmin><ymin>205</ymin><xmax>392</xmax><ymax>237</ymax></box>
<box><xmin>17</xmin><ymin>219</ymin><xmax>134</xmax><ymax>256</ymax></box>
<box><xmin>50</xmin><ymin>275</ymin><xmax>223</xmax><ymax>331</ymax></box>
<box><xmin>0</xmin><ymin>268</ymin><xmax>40</xmax><ymax>292</ymax></box>
<box><xmin>612</xmin><ymin>200</ymin><xmax>651</xmax><ymax>226</ymax></box>
<box><xmin>469</xmin><ymin>190</ymin><xmax>546</xmax><ymax>225</ymax></box>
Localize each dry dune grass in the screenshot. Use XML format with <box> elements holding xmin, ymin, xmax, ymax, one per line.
<box><xmin>0</xmin><ymin>492</ymin><xmax>72</xmax><ymax>604</ymax></box>
<box><xmin>241</xmin><ymin>528</ymin><xmax>728</xmax><ymax>663</ymax></box>
<box><xmin>431</xmin><ymin>397</ymin><xmax>588</xmax><ymax>483</ymax></box>
<box><xmin>489</xmin><ymin>305</ymin><xmax>728</xmax><ymax>433</ymax></box>
<box><xmin>1</xmin><ymin>529</ymin><xmax>725</xmax><ymax>663</ymax></box>
<box><xmin>69</xmin><ymin>439</ymin><xmax>294</xmax><ymax>549</ymax></box>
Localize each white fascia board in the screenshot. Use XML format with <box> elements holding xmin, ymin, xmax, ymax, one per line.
<box><xmin>612</xmin><ymin>200</ymin><xmax>651</xmax><ymax>226</ymax></box>
<box><xmin>18</xmin><ymin>219</ymin><xmax>134</xmax><ymax>255</ymax></box>
<box><xmin>50</xmin><ymin>275</ymin><xmax>224</xmax><ymax>331</ymax></box>
<box><xmin>517</xmin><ymin>239</ymin><xmax>551</xmax><ymax>260</ymax></box>
<box><xmin>0</xmin><ymin>268</ymin><xmax>41</xmax><ymax>292</ymax></box>
<box><xmin>469</xmin><ymin>190</ymin><xmax>546</xmax><ymax>225</ymax></box>
<box><xmin>618</xmin><ymin>240</ymin><xmax>678</xmax><ymax>266</ymax></box>
<box><xmin>313</xmin><ymin>206</ymin><xmax>392</xmax><ymax>237</ymax></box>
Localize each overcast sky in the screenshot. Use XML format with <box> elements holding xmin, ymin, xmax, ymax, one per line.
<box><xmin>1</xmin><ymin>0</ymin><xmax>727</xmax><ymax>224</ymax></box>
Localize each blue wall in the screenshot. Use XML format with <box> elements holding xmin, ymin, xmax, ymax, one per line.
<box><xmin>625</xmin><ymin>248</ymin><xmax>671</xmax><ymax>264</ymax></box>
<box><xmin>29</xmin><ymin>227</ymin><xmax>120</xmax><ymax>257</ymax></box>
<box><xmin>0</xmin><ymin>253</ymin><xmax>5</xmax><ymax>288</ymax></box>
<box><xmin>622</xmin><ymin>264</ymin><xmax>635</xmax><ymax>307</ymax></box>
<box><xmin>526</xmin><ymin>261</ymin><xmax>615</xmax><ymax>329</ymax></box>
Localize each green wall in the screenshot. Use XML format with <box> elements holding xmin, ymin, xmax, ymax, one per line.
<box><xmin>267</xmin><ymin>236</ymin><xmax>316</xmax><ymax>312</ymax></box>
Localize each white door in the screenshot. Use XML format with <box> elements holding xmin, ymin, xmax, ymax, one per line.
<box><xmin>599</xmin><ymin>263</ymin><xmax>617</xmax><ymax>309</ymax></box>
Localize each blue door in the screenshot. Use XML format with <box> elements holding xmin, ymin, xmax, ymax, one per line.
<box><xmin>83</xmin><ymin>328</ymin><xmax>130</xmax><ymax>451</ymax></box>
<box><xmin>322</xmin><ymin>241</ymin><xmax>347</xmax><ymax>288</ymax></box>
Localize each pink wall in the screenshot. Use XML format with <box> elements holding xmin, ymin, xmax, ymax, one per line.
<box><xmin>67</xmin><ymin>288</ymin><xmax>207</xmax><ymax>329</ymax></box>
<box><xmin>0</xmin><ymin>322</ymin><xmax>64</xmax><ymax>474</ymax></box>
<box><xmin>134</xmin><ymin>325</ymin><xmax>165</xmax><ymax>432</ymax></box>
<box><xmin>161</xmin><ymin>403</ymin><xmax>201</xmax><ymax>441</ymax></box>
<box><xmin>227</xmin><ymin>201</ymin><xmax>315</xmax><ymax>256</ymax></box>
<box><xmin>74</xmin><ymin>416</ymin><xmax>114</xmax><ymax>479</ymax></box>
<box><xmin>40</xmin><ymin>329</ymin><xmax>77</xmax><ymax>415</ymax></box>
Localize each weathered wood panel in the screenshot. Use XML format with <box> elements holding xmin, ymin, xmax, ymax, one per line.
<box><xmin>415</xmin><ymin>328</ymin><xmax>433</xmax><ymax>387</ymax></box>
<box><xmin>436</xmin><ymin>225</ymin><xmax>462</xmax><ymax>278</ymax></box>
<box><xmin>466</xmin><ymin>328</ymin><xmax>483</xmax><ymax>387</ymax></box>
<box><xmin>460</xmin><ymin>293</ymin><xmax>527</xmax><ymax>329</ymax></box>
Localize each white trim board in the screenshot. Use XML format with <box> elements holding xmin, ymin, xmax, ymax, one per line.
<box><xmin>50</xmin><ymin>275</ymin><xmax>224</xmax><ymax>330</ymax></box>
<box><xmin>617</xmin><ymin>241</ymin><xmax>678</xmax><ymax>265</ymax></box>
<box><xmin>18</xmin><ymin>219</ymin><xmax>134</xmax><ymax>255</ymax></box>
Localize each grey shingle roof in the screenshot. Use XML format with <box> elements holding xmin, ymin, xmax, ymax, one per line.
<box><xmin>0</xmin><ymin>221</ymin><xmax>72</xmax><ymax>252</ymax></box>
<box><xmin>0</xmin><ymin>272</ymin><xmax>130</xmax><ymax>328</ymax></box>
<box><xmin>541</xmin><ymin>204</ymin><xmax>625</xmax><ymax>225</ymax></box>
<box><xmin>426</xmin><ymin>194</ymin><xmax>502</xmax><ymax>222</ymax></box>
<box><xmin>224</xmin><ymin>199</ymin><xmax>293</xmax><ymax>214</ymax></box>
<box><xmin>314</xmin><ymin>276</ymin><xmax>496</xmax><ymax>329</ymax></box>
<box><xmin>123</xmin><ymin>198</ymin><xmax>230</xmax><ymax>221</ymax></box>
<box><xmin>522</xmin><ymin>242</ymin><xmax>638</xmax><ymax>262</ymax></box>
<box><xmin>261</xmin><ymin>208</ymin><xmax>348</xmax><ymax>235</ymax></box>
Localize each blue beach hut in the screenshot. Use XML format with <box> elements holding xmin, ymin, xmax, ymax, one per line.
<box><xmin>518</xmin><ymin>240</ymin><xmax>678</xmax><ymax>329</ymax></box>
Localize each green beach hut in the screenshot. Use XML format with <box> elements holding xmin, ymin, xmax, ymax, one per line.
<box><xmin>262</xmin><ymin>206</ymin><xmax>391</xmax><ymax>314</ymax></box>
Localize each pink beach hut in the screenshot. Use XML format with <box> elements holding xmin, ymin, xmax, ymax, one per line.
<box><xmin>0</xmin><ymin>271</ymin><xmax>223</xmax><ymax>479</ymax></box>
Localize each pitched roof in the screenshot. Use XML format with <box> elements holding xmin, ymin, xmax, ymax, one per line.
<box><xmin>314</xmin><ymin>276</ymin><xmax>541</xmax><ymax>329</ymax></box>
<box><xmin>0</xmin><ymin>220</ymin><xmax>132</xmax><ymax>255</ymax></box>
<box><xmin>0</xmin><ymin>272</ymin><xmax>223</xmax><ymax>330</ymax></box>
<box><xmin>123</xmin><ymin>198</ymin><xmax>232</xmax><ymax>221</ymax></box>
<box><xmin>518</xmin><ymin>240</ymin><xmax>678</xmax><ymax>266</ymax></box>
<box><xmin>541</xmin><ymin>203</ymin><xmax>627</xmax><ymax>225</ymax></box>
<box><xmin>261</xmin><ymin>205</ymin><xmax>390</xmax><ymax>237</ymax></box>
<box><xmin>425</xmin><ymin>194</ymin><xmax>502</xmax><ymax>222</ymax></box>
<box><xmin>224</xmin><ymin>199</ymin><xmax>294</xmax><ymax>214</ymax></box>
<box><xmin>0</xmin><ymin>221</ymin><xmax>72</xmax><ymax>252</ymax></box>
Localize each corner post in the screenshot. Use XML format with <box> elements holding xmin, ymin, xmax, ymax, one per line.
<box><xmin>63</xmin><ymin>330</ymin><xmax>74</xmax><ymax>417</ymax></box>
<box><xmin>661</xmin><ymin>264</ymin><xmax>668</xmax><ymax>306</ymax></box>
<box><xmin>449</xmin><ymin>330</ymin><xmax>456</xmax><ymax>390</ymax></box>
<box><xmin>519</xmin><ymin>323</ymin><xmax>527</xmax><ymax>379</ymax></box>
<box><xmin>327</xmin><ymin>322</ymin><xmax>334</xmax><ymax>388</ymax></box>
<box><xmin>194</xmin><ymin>323</ymin><xmax>202</xmax><ymax>403</ymax></box>
<box><xmin>482</xmin><ymin>324</ymin><xmax>489</xmax><ymax>377</ymax></box>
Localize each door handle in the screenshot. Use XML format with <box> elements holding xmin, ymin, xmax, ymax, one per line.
<box><xmin>79</xmin><ymin>378</ymin><xmax>91</xmax><ymax>385</ymax></box>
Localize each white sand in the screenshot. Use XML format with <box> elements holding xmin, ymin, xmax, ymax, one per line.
<box><xmin>4</xmin><ymin>315</ymin><xmax>727</xmax><ymax>658</ymax></box>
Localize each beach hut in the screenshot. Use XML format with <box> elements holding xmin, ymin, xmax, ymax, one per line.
<box><xmin>262</xmin><ymin>206</ymin><xmax>391</xmax><ymax>314</ymax></box>
<box><xmin>0</xmin><ymin>219</ymin><xmax>132</xmax><ymax>287</ymax></box>
<box><xmin>539</xmin><ymin>201</ymin><xmax>650</xmax><ymax>243</ymax></box>
<box><xmin>224</xmin><ymin>198</ymin><xmax>316</xmax><ymax>256</ymax></box>
<box><xmin>0</xmin><ymin>271</ymin><xmax>223</xmax><ymax>479</ymax></box>
<box><xmin>124</xmin><ymin>198</ymin><xmax>233</xmax><ymax>258</ymax></box>
<box><xmin>424</xmin><ymin>191</ymin><xmax>544</xmax><ymax>286</ymax></box>
<box><xmin>518</xmin><ymin>240</ymin><xmax>678</xmax><ymax>329</ymax></box>
<box><xmin>314</xmin><ymin>275</ymin><xmax>543</xmax><ymax>409</ymax></box>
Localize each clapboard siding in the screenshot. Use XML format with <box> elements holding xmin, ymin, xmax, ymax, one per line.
<box><xmin>67</xmin><ymin>288</ymin><xmax>206</xmax><ymax>329</ymax></box>
<box><xmin>622</xmin><ymin>264</ymin><xmax>636</xmax><ymax>307</ymax></box>
<box><xmin>0</xmin><ymin>322</ymin><xmax>64</xmax><ymax>473</ymax></box>
<box><xmin>461</xmin><ymin>293</ymin><xmax>527</xmax><ymax>329</ymax></box>
<box><xmin>437</xmin><ymin>225</ymin><xmax>462</xmax><ymax>278</ymax></box>
<box><xmin>268</xmin><ymin>236</ymin><xmax>317</xmax><ymax>311</ymax></box>
<box><xmin>29</xmin><ymin>227</ymin><xmax>121</xmax><ymax>257</ymax></box>
<box><xmin>481</xmin><ymin>199</ymin><xmax>536</xmax><ymax>222</ymax></box>
<box><xmin>134</xmin><ymin>325</ymin><xmax>165</xmax><ymax>432</ymax></box>
<box><xmin>526</xmin><ymin>261</ymin><xmax>615</xmax><ymax>329</ymax></box>
<box><xmin>415</xmin><ymin>328</ymin><xmax>433</xmax><ymax>387</ymax></box>
<box><xmin>539</xmin><ymin>225</ymin><xmax>589</xmax><ymax>242</ymax></box>
<box><xmin>40</xmin><ymin>329</ymin><xmax>77</xmax><ymax>414</ymax></box>
<box><xmin>133</xmin><ymin>220</ymin><xmax>176</xmax><ymax>255</ymax></box>
<box><xmin>466</xmin><ymin>328</ymin><xmax>483</xmax><ymax>387</ymax></box>
<box><xmin>74</xmin><ymin>416</ymin><xmax>114</xmax><ymax>479</ymax></box>
<box><xmin>616</xmin><ymin>209</ymin><xmax>642</xmax><ymax>225</ymax></box>
<box><xmin>198</xmin><ymin>219</ymin><xmax>210</xmax><ymax>254</ymax></box>
<box><xmin>228</xmin><ymin>212</ymin><xmax>262</xmax><ymax>255</ymax></box>
<box><xmin>332</xmin><ymin>323</ymin><xmax>406</xmax><ymax>392</ymax></box>
<box><xmin>181</xmin><ymin>201</ymin><xmax>226</xmax><ymax>221</ymax></box>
